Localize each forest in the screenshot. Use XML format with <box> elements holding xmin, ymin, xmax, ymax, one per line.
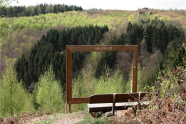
<box><xmin>0</xmin><ymin>3</ymin><xmax>83</xmax><ymax>17</ymax></box>
<box><xmin>0</xmin><ymin>3</ymin><xmax>186</xmax><ymax>123</ymax></box>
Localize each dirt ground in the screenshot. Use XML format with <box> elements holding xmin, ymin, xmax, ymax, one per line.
<box><xmin>1</xmin><ymin>111</ymin><xmax>86</xmax><ymax>124</ymax></box>
<box><xmin>1</xmin><ymin>109</ymin><xmax>136</xmax><ymax>124</ymax></box>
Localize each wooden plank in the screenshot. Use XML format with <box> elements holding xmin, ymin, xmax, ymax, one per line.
<box><xmin>89</xmin><ymin>94</ymin><xmax>113</xmax><ymax>104</ymax></box>
<box><xmin>88</xmin><ymin>103</ymin><xmax>113</xmax><ymax>108</ymax></box>
<box><xmin>67</xmin><ymin>45</ymin><xmax>137</xmax><ymax>52</ymax></box>
<box><xmin>132</xmin><ymin>46</ymin><xmax>139</xmax><ymax>92</ymax></box>
<box><xmin>139</xmin><ymin>92</ymin><xmax>151</xmax><ymax>101</ymax></box>
<box><xmin>115</xmin><ymin>101</ymin><xmax>150</xmax><ymax>107</ymax></box>
<box><xmin>115</xmin><ymin>101</ymin><xmax>150</xmax><ymax>110</ymax></box>
<box><xmin>66</xmin><ymin>47</ymin><xmax>72</xmax><ymax>106</ymax></box>
<box><xmin>89</xmin><ymin>106</ymin><xmax>113</xmax><ymax>112</ymax></box>
<box><xmin>88</xmin><ymin>101</ymin><xmax>150</xmax><ymax>108</ymax></box>
<box><xmin>115</xmin><ymin>102</ymin><xmax>138</xmax><ymax>106</ymax></box>
<box><xmin>68</xmin><ymin>97</ymin><xmax>89</xmax><ymax>104</ymax></box>
<box><xmin>115</xmin><ymin>93</ymin><xmax>139</xmax><ymax>102</ymax></box>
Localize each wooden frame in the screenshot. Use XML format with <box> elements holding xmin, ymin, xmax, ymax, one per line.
<box><xmin>66</xmin><ymin>45</ymin><xmax>139</xmax><ymax>113</ymax></box>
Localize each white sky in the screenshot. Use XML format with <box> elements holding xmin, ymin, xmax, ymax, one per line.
<box><xmin>10</xmin><ymin>0</ymin><xmax>186</xmax><ymax>10</ymax></box>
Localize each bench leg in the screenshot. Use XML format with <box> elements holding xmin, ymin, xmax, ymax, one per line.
<box><xmin>112</xmin><ymin>94</ymin><xmax>116</xmax><ymax>115</ymax></box>
<box><xmin>112</xmin><ymin>107</ymin><xmax>115</xmax><ymax>115</ymax></box>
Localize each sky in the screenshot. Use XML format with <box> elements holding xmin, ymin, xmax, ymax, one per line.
<box><xmin>10</xmin><ymin>0</ymin><xmax>186</xmax><ymax>10</ymax></box>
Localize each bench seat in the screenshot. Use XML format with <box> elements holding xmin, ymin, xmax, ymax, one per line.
<box><xmin>88</xmin><ymin>101</ymin><xmax>150</xmax><ymax>108</ymax></box>
<box><xmin>88</xmin><ymin>93</ymin><xmax>151</xmax><ymax>113</ymax></box>
<box><xmin>88</xmin><ymin>104</ymin><xmax>113</xmax><ymax>112</ymax></box>
<box><xmin>88</xmin><ymin>101</ymin><xmax>150</xmax><ymax>112</ymax></box>
<box><xmin>116</xmin><ymin>101</ymin><xmax>150</xmax><ymax>106</ymax></box>
<box><xmin>88</xmin><ymin>103</ymin><xmax>113</xmax><ymax>108</ymax></box>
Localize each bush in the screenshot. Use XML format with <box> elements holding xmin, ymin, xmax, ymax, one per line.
<box><xmin>35</xmin><ymin>65</ymin><xmax>65</xmax><ymax>114</ymax></box>
<box><xmin>94</xmin><ymin>68</ymin><xmax>125</xmax><ymax>94</ymax></box>
<box><xmin>0</xmin><ymin>63</ymin><xmax>34</xmax><ymax>118</ymax></box>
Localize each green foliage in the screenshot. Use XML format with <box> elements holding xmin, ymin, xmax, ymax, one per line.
<box><xmin>72</xmin><ymin>58</ymin><xmax>98</xmax><ymax>111</ymax></box>
<box><xmin>125</xmin><ymin>64</ymin><xmax>133</xmax><ymax>93</ymax></box>
<box><xmin>0</xmin><ymin>3</ymin><xmax>83</xmax><ymax>17</ymax></box>
<box><xmin>77</xmin><ymin>114</ymin><xmax>107</xmax><ymax>124</ymax></box>
<box><xmin>72</xmin><ymin>62</ymin><xmax>126</xmax><ymax>112</ymax></box>
<box><xmin>160</xmin><ymin>41</ymin><xmax>186</xmax><ymax>72</ymax></box>
<box><xmin>125</xmin><ymin>80</ymin><xmax>132</xmax><ymax>93</ymax></box>
<box><xmin>128</xmin><ymin>14</ymin><xmax>134</xmax><ymax>22</ymax></box>
<box><xmin>149</xmin><ymin>11</ymin><xmax>153</xmax><ymax>15</ymax></box>
<box><xmin>35</xmin><ymin>65</ymin><xmax>65</xmax><ymax>114</ymax></box>
<box><xmin>94</xmin><ymin>68</ymin><xmax>125</xmax><ymax>94</ymax></box>
<box><xmin>0</xmin><ymin>0</ymin><xmax>18</xmax><ymax>38</ymax></box>
<box><xmin>72</xmin><ymin>74</ymin><xmax>89</xmax><ymax>111</ymax></box>
<box><xmin>95</xmin><ymin>52</ymin><xmax>117</xmax><ymax>79</ymax></box>
<box><xmin>146</xmin><ymin>66</ymin><xmax>186</xmax><ymax>99</ymax></box>
<box><xmin>137</xmin><ymin>64</ymin><xmax>146</xmax><ymax>92</ymax></box>
<box><xmin>32</xmin><ymin>82</ymin><xmax>39</xmax><ymax>110</ymax></box>
<box><xmin>0</xmin><ymin>63</ymin><xmax>34</xmax><ymax>118</ymax></box>
<box><xmin>73</xmin><ymin>74</ymin><xmax>87</xmax><ymax>98</ymax></box>
<box><xmin>91</xmin><ymin>52</ymin><xmax>98</xmax><ymax>62</ymax></box>
<box><xmin>179</xmin><ymin>16</ymin><xmax>186</xmax><ymax>19</ymax></box>
<box><xmin>1</xmin><ymin>10</ymin><xmax>129</xmax><ymax>31</ymax></box>
<box><xmin>1</xmin><ymin>8</ymin><xmax>186</xmax><ymax>116</ymax></box>
<box><xmin>0</xmin><ymin>21</ymin><xmax>9</xmax><ymax>38</ymax></box>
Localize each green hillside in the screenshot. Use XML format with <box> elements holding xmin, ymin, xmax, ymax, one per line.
<box><xmin>0</xmin><ymin>6</ymin><xmax>186</xmax><ymax>122</ymax></box>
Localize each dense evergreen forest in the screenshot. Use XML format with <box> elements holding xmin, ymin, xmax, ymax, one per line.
<box><xmin>0</xmin><ymin>4</ymin><xmax>186</xmax><ymax>119</ymax></box>
<box><xmin>0</xmin><ymin>3</ymin><xmax>83</xmax><ymax>17</ymax></box>
<box><xmin>14</xmin><ymin>25</ymin><xmax>109</xmax><ymax>91</ymax></box>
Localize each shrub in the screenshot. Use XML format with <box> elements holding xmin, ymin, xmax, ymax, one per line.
<box><xmin>35</xmin><ymin>65</ymin><xmax>65</xmax><ymax>114</ymax></box>
<box><xmin>94</xmin><ymin>67</ymin><xmax>125</xmax><ymax>94</ymax></box>
<box><xmin>0</xmin><ymin>62</ymin><xmax>34</xmax><ymax>118</ymax></box>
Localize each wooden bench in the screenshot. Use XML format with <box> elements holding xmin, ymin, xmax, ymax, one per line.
<box><xmin>88</xmin><ymin>92</ymin><xmax>151</xmax><ymax>116</ymax></box>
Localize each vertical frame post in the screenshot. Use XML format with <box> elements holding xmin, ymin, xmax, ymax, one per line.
<box><xmin>66</xmin><ymin>47</ymin><xmax>72</xmax><ymax>113</ymax></box>
<box><xmin>132</xmin><ymin>46</ymin><xmax>138</xmax><ymax>93</ymax></box>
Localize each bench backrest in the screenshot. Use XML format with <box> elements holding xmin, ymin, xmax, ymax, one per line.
<box><xmin>115</xmin><ymin>92</ymin><xmax>150</xmax><ymax>102</ymax></box>
<box><xmin>89</xmin><ymin>94</ymin><xmax>113</xmax><ymax>104</ymax></box>
<box><xmin>139</xmin><ymin>92</ymin><xmax>151</xmax><ymax>101</ymax></box>
<box><xmin>89</xmin><ymin>92</ymin><xmax>151</xmax><ymax>104</ymax></box>
<box><xmin>115</xmin><ymin>93</ymin><xmax>139</xmax><ymax>102</ymax></box>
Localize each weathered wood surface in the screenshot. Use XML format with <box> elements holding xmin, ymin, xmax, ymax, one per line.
<box><xmin>132</xmin><ymin>47</ymin><xmax>138</xmax><ymax>92</ymax></box>
<box><xmin>68</xmin><ymin>97</ymin><xmax>89</xmax><ymax>104</ymax></box>
<box><xmin>88</xmin><ymin>101</ymin><xmax>150</xmax><ymax>108</ymax></box>
<box><xmin>115</xmin><ymin>93</ymin><xmax>139</xmax><ymax>102</ymax></box>
<box><xmin>89</xmin><ymin>94</ymin><xmax>113</xmax><ymax>104</ymax></box>
<box><xmin>88</xmin><ymin>103</ymin><xmax>113</xmax><ymax>108</ymax></box>
<box><xmin>67</xmin><ymin>45</ymin><xmax>138</xmax><ymax>52</ymax></box>
<box><xmin>66</xmin><ymin>47</ymin><xmax>72</xmax><ymax>103</ymax></box>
